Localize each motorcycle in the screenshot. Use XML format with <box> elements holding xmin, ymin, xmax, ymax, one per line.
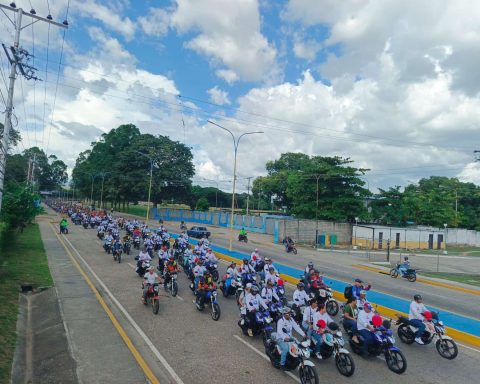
<box><xmin>238</xmin><ymin>234</ymin><xmax>248</xmax><ymax>243</ymax></box>
<box><xmin>286</xmin><ymin>243</ymin><xmax>298</xmax><ymax>254</ymax></box>
<box><xmin>220</xmin><ymin>276</ymin><xmax>243</xmax><ymax>298</ymax></box>
<box><xmin>133</xmin><ymin>236</ymin><xmax>141</xmax><ymax>250</ymax></box>
<box><xmin>103</xmin><ymin>242</ymin><xmax>112</xmax><ymax>254</ymax></box>
<box><xmin>112</xmin><ymin>246</ymin><xmax>122</xmax><ymax>263</ymax></box>
<box><xmin>60</xmin><ymin>225</ymin><xmax>69</xmax><ymax>234</ymax></box>
<box><xmin>347</xmin><ymin>320</ymin><xmax>407</xmax><ymax>374</ymax></box>
<box><xmin>143</xmin><ymin>283</ymin><xmax>160</xmax><ymax>314</ymax></box>
<box><xmin>123</xmin><ymin>240</ymin><xmax>131</xmax><ymax>255</ymax></box>
<box><xmin>265</xmin><ymin>336</ymin><xmax>318</xmax><ymax>384</ymax></box>
<box><xmin>275</xmin><ymin>282</ymin><xmax>288</xmax><ymax>306</ymax></box>
<box><xmin>82</xmin><ymin>221</ymin><xmax>89</xmax><ymax>229</ymax></box>
<box><xmin>238</xmin><ymin>309</ymin><xmax>274</xmax><ymax>346</ymax></box>
<box><xmin>135</xmin><ymin>257</ymin><xmax>151</xmax><ymax>277</ymax></box>
<box><xmin>396</xmin><ymin>312</ymin><xmax>458</xmax><ymax>359</ymax></box>
<box><xmin>390</xmin><ymin>264</ymin><xmax>417</xmax><ymax>282</ymax></box>
<box><xmin>204</xmin><ymin>261</ymin><xmax>219</xmax><ymax>282</ymax></box>
<box><xmin>164</xmin><ymin>272</ymin><xmax>179</xmax><ymax>297</ymax></box>
<box><xmin>89</xmin><ymin>221</ymin><xmax>96</xmax><ymax>229</ymax></box>
<box><xmin>97</xmin><ymin>231</ymin><xmax>105</xmax><ymax>240</ymax></box>
<box><xmin>316</xmin><ymin>286</ymin><xmax>339</xmax><ymax>316</ymax></box>
<box><xmin>194</xmin><ymin>288</ymin><xmax>221</xmax><ymax>321</ymax></box>
<box><xmin>310</xmin><ymin>322</ymin><xmax>355</xmax><ymax>377</ymax></box>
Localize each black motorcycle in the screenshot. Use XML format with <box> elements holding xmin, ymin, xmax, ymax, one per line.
<box><xmin>123</xmin><ymin>240</ymin><xmax>131</xmax><ymax>255</ymax></box>
<box><xmin>238</xmin><ymin>234</ymin><xmax>248</xmax><ymax>243</ymax></box>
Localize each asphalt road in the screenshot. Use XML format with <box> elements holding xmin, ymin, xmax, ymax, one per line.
<box><xmin>159</xmin><ymin>220</ymin><xmax>480</xmax><ymax>322</ymax></box>
<box><xmin>54</xmin><ymin>216</ymin><xmax>480</xmax><ymax>384</ymax></box>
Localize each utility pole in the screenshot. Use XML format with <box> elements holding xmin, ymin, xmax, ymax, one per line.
<box><xmin>0</xmin><ymin>3</ymin><xmax>67</xmax><ymax>214</ymax></box>
<box><xmin>30</xmin><ymin>153</ymin><xmax>36</xmax><ymax>187</ymax></box>
<box><xmin>245</xmin><ymin>176</ymin><xmax>252</xmax><ymax>216</ymax></box>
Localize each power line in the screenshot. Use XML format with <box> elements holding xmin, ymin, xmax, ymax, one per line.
<box><xmin>30</xmin><ymin>16</ymin><xmax>37</xmax><ymax>147</ymax></box>
<box><xmin>41</xmin><ymin>22</ymin><xmax>50</xmax><ymax>148</ymax></box>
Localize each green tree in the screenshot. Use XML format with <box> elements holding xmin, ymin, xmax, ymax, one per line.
<box><xmin>1</xmin><ymin>183</ymin><xmax>42</xmax><ymax>229</ymax></box>
<box><xmin>195</xmin><ymin>197</ymin><xmax>210</xmax><ymax>211</ymax></box>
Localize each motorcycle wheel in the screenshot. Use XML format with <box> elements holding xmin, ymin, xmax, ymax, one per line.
<box><xmin>211</xmin><ymin>303</ymin><xmax>221</xmax><ymax>321</ymax></box>
<box><xmin>293</xmin><ymin>247</ymin><xmax>298</xmax><ymax>255</ymax></box>
<box><xmin>171</xmin><ymin>281</ymin><xmax>178</xmax><ymax>297</ymax></box>
<box><xmin>390</xmin><ymin>269</ymin><xmax>399</xmax><ymax>278</ymax></box>
<box><xmin>221</xmin><ymin>286</ymin><xmax>229</xmax><ymax>297</ymax></box>
<box><xmin>335</xmin><ymin>353</ymin><xmax>355</xmax><ymax>377</ymax></box>
<box><xmin>385</xmin><ymin>349</ymin><xmax>407</xmax><ymax>374</ymax></box>
<box><xmin>326</xmin><ymin>300</ymin><xmax>340</xmax><ymax>316</ymax></box>
<box><xmin>436</xmin><ymin>338</ymin><xmax>458</xmax><ymax>360</ymax></box>
<box><xmin>299</xmin><ymin>365</ymin><xmax>318</xmax><ymax>384</ymax></box>
<box><xmin>152</xmin><ymin>298</ymin><xmax>159</xmax><ymax>315</ymax></box>
<box><xmin>118</xmin><ymin>254</ymin><xmax>121</xmax><ymax>263</ymax></box>
<box><xmin>407</xmin><ymin>274</ymin><xmax>416</xmax><ymax>282</ymax></box>
<box><xmin>212</xmin><ymin>270</ymin><xmax>219</xmax><ymax>282</ymax></box>
<box><xmin>397</xmin><ymin>325</ymin><xmax>415</xmax><ymax>344</ymax></box>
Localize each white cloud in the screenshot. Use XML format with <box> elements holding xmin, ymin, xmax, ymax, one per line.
<box><xmin>207</xmin><ymin>86</ymin><xmax>230</xmax><ymax>105</ymax></box>
<box><xmin>170</xmin><ymin>0</ymin><xmax>278</xmax><ymax>82</ymax></box>
<box><xmin>215</xmin><ymin>69</ymin><xmax>240</xmax><ymax>85</ymax></box>
<box><xmin>138</xmin><ymin>7</ymin><xmax>171</xmax><ymax>37</ymax></box>
<box><xmin>293</xmin><ymin>36</ymin><xmax>322</xmax><ymax>61</ymax></box>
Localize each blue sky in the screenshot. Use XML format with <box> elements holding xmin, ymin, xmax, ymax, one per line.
<box><xmin>1</xmin><ymin>0</ymin><xmax>480</xmax><ymax>191</ymax></box>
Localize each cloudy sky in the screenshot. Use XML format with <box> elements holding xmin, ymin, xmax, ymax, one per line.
<box><xmin>1</xmin><ymin>0</ymin><xmax>479</xmax><ymax>192</ymax></box>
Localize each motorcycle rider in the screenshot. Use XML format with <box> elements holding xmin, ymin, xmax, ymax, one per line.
<box><xmin>104</xmin><ymin>232</ymin><xmax>114</xmax><ymax>251</ymax></box>
<box><xmin>409</xmin><ymin>294</ymin><xmax>428</xmax><ymax>344</ymax></box>
<box><xmin>313</xmin><ymin>303</ymin><xmax>333</xmax><ymax>329</ymax></box>
<box><xmin>196</xmin><ymin>272</ymin><xmax>216</xmax><ymax>309</ymax></box>
<box><xmin>163</xmin><ymin>256</ymin><xmax>179</xmax><ymax>288</ymax></box>
<box><xmin>261</xmin><ymin>280</ymin><xmax>280</xmax><ymax>305</ymax></box>
<box><xmin>158</xmin><ymin>245</ymin><xmax>169</xmax><ymax>275</ymax></box>
<box><xmin>251</xmin><ymin>248</ymin><xmax>260</xmax><ymax>261</ymax></box>
<box><xmin>302</xmin><ymin>298</ymin><xmax>318</xmax><ymax>338</ymax></box>
<box><xmin>245</xmin><ymin>285</ymin><xmax>268</xmax><ymax>336</ymax></box>
<box><xmin>357</xmin><ymin>303</ymin><xmax>375</xmax><ymax>354</ymax></box>
<box><xmin>239</xmin><ymin>283</ymin><xmax>252</xmax><ymax>317</ymax></box>
<box><xmin>398</xmin><ymin>256</ymin><xmax>411</xmax><ymax>276</ymax></box>
<box><xmin>261</xmin><ymin>258</ymin><xmax>277</xmax><ymax>281</ymax></box>
<box><xmin>142</xmin><ymin>266</ymin><xmax>161</xmax><ymax>303</ymax></box>
<box><xmin>205</xmin><ymin>248</ymin><xmax>218</xmax><ymax>263</ymax></box>
<box><xmin>240</xmin><ymin>258</ymin><xmax>256</xmax><ymax>286</ymax></box>
<box><xmin>239</xmin><ymin>227</ymin><xmax>247</xmax><ymax>240</ymax></box>
<box><xmin>136</xmin><ymin>246</ymin><xmax>152</xmax><ymax>271</ymax></box>
<box><xmin>193</xmin><ymin>259</ymin><xmax>207</xmax><ymax>291</ymax></box>
<box><xmin>276</xmin><ymin>307</ymin><xmax>306</xmax><ymax>370</ymax></box>
<box><xmin>343</xmin><ymin>297</ymin><xmax>359</xmax><ymax>343</ymax></box>
<box><xmin>59</xmin><ymin>218</ymin><xmax>69</xmax><ymax>233</ymax></box>
<box><xmin>265</xmin><ymin>266</ymin><xmax>279</xmax><ymax>285</ymax></box>
<box><xmin>225</xmin><ymin>262</ymin><xmax>241</xmax><ymax>291</ymax></box>
<box><xmin>352</xmin><ymin>278</ymin><xmax>371</xmax><ymax>301</ymax></box>
<box><xmin>293</xmin><ymin>282</ymin><xmax>310</xmax><ymax>308</ymax></box>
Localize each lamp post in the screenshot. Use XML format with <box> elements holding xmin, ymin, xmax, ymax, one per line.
<box><xmin>354</xmin><ymin>217</ymin><xmax>359</xmax><ymax>247</ymax></box>
<box><xmin>443</xmin><ymin>223</ymin><xmax>448</xmax><ymax>255</ymax></box>
<box><xmin>315</xmin><ymin>175</ymin><xmax>321</xmax><ymax>248</ymax></box>
<box><xmin>90</xmin><ymin>173</ymin><xmax>98</xmax><ymax>205</ymax></box>
<box><xmin>208</xmin><ymin>120</ymin><xmax>263</xmax><ymax>251</ymax></box>
<box><xmin>97</xmin><ymin>171</ymin><xmax>110</xmax><ymax>210</ymax></box>
<box><xmin>136</xmin><ymin>151</ymin><xmax>155</xmax><ymax>226</ymax></box>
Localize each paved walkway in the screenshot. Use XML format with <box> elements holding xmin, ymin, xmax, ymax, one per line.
<box><xmin>37</xmin><ymin>214</ymin><xmax>149</xmax><ymax>384</ymax></box>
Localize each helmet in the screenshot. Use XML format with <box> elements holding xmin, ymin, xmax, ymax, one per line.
<box><xmin>230</xmin><ymin>261</ymin><xmax>237</xmax><ymax>266</ymax></box>
<box><xmin>246</xmin><ymin>283</ymin><xmax>253</xmax><ymax>289</ymax></box>
<box><xmin>269</xmin><ymin>267</ymin><xmax>275</xmax><ymax>272</ymax></box>
<box><xmin>308</xmin><ymin>262</ymin><xmax>314</xmax><ymax>268</ymax></box>
<box><xmin>264</xmin><ymin>257</ymin><xmax>271</xmax><ymax>262</ymax></box>
<box><xmin>328</xmin><ymin>322</ymin><xmax>339</xmax><ymax>331</ymax></box>
<box><xmin>414</xmin><ymin>294</ymin><xmax>422</xmax><ymax>301</ymax></box>
<box><xmin>423</xmin><ymin>310</ymin><xmax>432</xmax><ymax>320</ymax></box>
<box><xmin>148</xmin><ymin>266</ymin><xmax>155</xmax><ymax>271</ymax></box>
<box><xmin>404</xmin><ymin>256</ymin><xmax>409</xmax><ymax>261</ymax></box>
<box><xmin>360</xmin><ymin>290</ymin><xmax>367</xmax><ymax>295</ymax></box>
<box><xmin>243</xmin><ymin>258</ymin><xmax>249</xmax><ymax>264</ymax></box>
<box><xmin>252</xmin><ymin>255</ymin><xmax>257</xmax><ymax>261</ymax></box>
<box><xmin>277</xmin><ymin>279</ymin><xmax>284</xmax><ymax>286</ymax></box>
<box><xmin>372</xmin><ymin>315</ymin><xmax>382</xmax><ymax>327</ymax></box>
<box><xmin>251</xmin><ymin>285</ymin><xmax>260</xmax><ymax>294</ymax></box>
<box><xmin>297</xmin><ymin>282</ymin><xmax>305</xmax><ymax>288</ymax></box>
<box><xmin>281</xmin><ymin>307</ymin><xmax>292</xmax><ymax>315</ymax></box>
<box><xmin>355</xmin><ymin>278</ymin><xmax>362</xmax><ymax>283</ymax></box>
<box><xmin>266</xmin><ymin>280</ymin><xmax>274</xmax><ymax>286</ymax></box>
<box><xmin>254</xmin><ymin>248</ymin><xmax>259</xmax><ymax>252</ymax></box>
<box><xmin>363</xmin><ymin>302</ymin><xmax>372</xmax><ymax>311</ymax></box>
<box><xmin>316</xmin><ymin>319</ymin><xmax>327</xmax><ymax>329</ymax></box>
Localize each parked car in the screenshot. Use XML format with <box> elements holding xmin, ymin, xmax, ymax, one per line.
<box><xmin>187</xmin><ymin>226</ymin><xmax>211</xmax><ymax>239</ymax></box>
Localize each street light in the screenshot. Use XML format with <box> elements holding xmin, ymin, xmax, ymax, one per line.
<box><xmin>208</xmin><ymin>120</ymin><xmax>263</xmax><ymax>251</ymax></box>
<box><xmin>136</xmin><ymin>151</ymin><xmax>156</xmax><ymax>226</ymax></box>
<box><xmin>443</xmin><ymin>223</ymin><xmax>448</xmax><ymax>255</ymax></box>
<box><xmin>354</xmin><ymin>217</ymin><xmax>359</xmax><ymax>247</ymax></box>
<box><xmin>97</xmin><ymin>171</ymin><xmax>110</xmax><ymax>210</ymax></box>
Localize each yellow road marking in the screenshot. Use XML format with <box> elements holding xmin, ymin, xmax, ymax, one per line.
<box><xmin>353</xmin><ymin>264</ymin><xmax>480</xmax><ymax>296</ymax></box>
<box><xmin>48</xmin><ymin>223</ymin><xmax>160</xmax><ymax>384</ymax></box>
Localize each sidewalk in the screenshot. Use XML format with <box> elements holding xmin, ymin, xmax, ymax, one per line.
<box><xmin>37</xmin><ymin>217</ymin><xmax>149</xmax><ymax>384</ymax></box>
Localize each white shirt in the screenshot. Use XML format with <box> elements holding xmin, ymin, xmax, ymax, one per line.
<box><xmin>276</xmin><ymin>317</ymin><xmax>305</xmax><ymax>341</ymax></box>
<box><xmin>158</xmin><ymin>250</ymin><xmax>169</xmax><ymax>260</ymax></box>
<box><xmin>265</xmin><ymin>271</ymin><xmax>279</xmax><ymax>284</ymax></box>
<box><xmin>205</xmin><ymin>252</ymin><xmax>217</xmax><ymax>263</ymax></box>
<box><xmin>138</xmin><ymin>251</ymin><xmax>151</xmax><ymax>261</ymax></box>
<box><xmin>250</xmin><ymin>251</ymin><xmax>260</xmax><ymax>261</ymax></box>
<box><xmin>144</xmin><ymin>272</ymin><xmax>158</xmax><ymax>285</ymax></box>
<box><xmin>226</xmin><ymin>266</ymin><xmax>240</xmax><ymax>279</ymax></box>
<box><xmin>409</xmin><ymin>301</ymin><xmax>427</xmax><ymax>321</ymax></box>
<box><xmin>193</xmin><ymin>265</ymin><xmax>207</xmax><ymax>277</ymax></box>
<box><xmin>313</xmin><ymin>311</ymin><xmax>333</xmax><ymax>330</ymax></box>
<box><xmin>245</xmin><ymin>293</ymin><xmax>268</xmax><ymax>311</ymax></box>
<box><xmin>240</xmin><ymin>264</ymin><xmax>255</xmax><ymax>275</ymax></box>
<box><xmin>261</xmin><ymin>287</ymin><xmax>279</xmax><ymax>303</ymax></box>
<box><xmin>293</xmin><ymin>289</ymin><xmax>309</xmax><ymax>306</ymax></box>
<box><xmin>357</xmin><ymin>310</ymin><xmax>374</xmax><ymax>331</ymax></box>
<box><xmin>303</xmin><ymin>306</ymin><xmax>316</xmax><ymax>325</ymax></box>
<box><xmin>264</xmin><ymin>263</ymin><xmax>277</xmax><ymax>274</ymax></box>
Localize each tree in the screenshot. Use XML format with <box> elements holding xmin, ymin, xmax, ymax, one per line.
<box><xmin>195</xmin><ymin>197</ymin><xmax>210</xmax><ymax>211</ymax></box>
<box><xmin>253</xmin><ymin>152</ymin><xmax>370</xmax><ymax>220</ymax></box>
<box><xmin>0</xmin><ymin>183</ymin><xmax>42</xmax><ymax>229</ymax></box>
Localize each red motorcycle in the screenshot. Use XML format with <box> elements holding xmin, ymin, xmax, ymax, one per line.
<box><xmin>143</xmin><ymin>283</ymin><xmax>160</xmax><ymax>314</ymax></box>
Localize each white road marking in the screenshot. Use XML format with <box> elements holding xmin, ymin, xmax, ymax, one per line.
<box><xmin>61</xmin><ymin>235</ymin><xmax>185</xmax><ymax>384</ymax></box>
<box><xmin>176</xmin><ymin>295</ymin><xmax>184</xmax><ymax>301</ymax></box>
<box><xmin>127</xmin><ymin>262</ymin><xmax>135</xmax><ymax>269</ymax></box>
<box><xmin>457</xmin><ymin>342</ymin><xmax>480</xmax><ymax>353</ymax></box>
<box><xmin>233</xmin><ymin>335</ymin><xmax>301</xmax><ymax>383</ymax></box>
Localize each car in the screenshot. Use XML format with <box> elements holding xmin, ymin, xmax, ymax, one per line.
<box><xmin>187</xmin><ymin>226</ymin><xmax>211</xmax><ymax>239</ymax></box>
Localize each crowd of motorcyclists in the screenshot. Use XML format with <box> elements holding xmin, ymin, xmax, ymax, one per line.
<box><xmin>48</xmin><ymin>200</ymin><xmax>458</xmax><ymax>379</ymax></box>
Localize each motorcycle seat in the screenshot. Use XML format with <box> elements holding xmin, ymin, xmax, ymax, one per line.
<box><xmin>270</xmin><ymin>332</ymin><xmax>278</xmax><ymax>342</ymax></box>
<box><xmin>406</xmin><ymin>269</ymin><xmax>416</xmax><ymax>273</ymax></box>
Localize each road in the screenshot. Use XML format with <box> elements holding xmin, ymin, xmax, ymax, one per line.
<box><xmin>43</xmin><ymin>210</ymin><xmax>480</xmax><ymax>384</ymax></box>
<box><xmin>160</xmin><ymin>220</ymin><xmax>480</xmax><ymax>322</ymax></box>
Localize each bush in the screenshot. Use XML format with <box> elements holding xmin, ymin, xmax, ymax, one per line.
<box><xmin>0</xmin><ymin>183</ymin><xmax>43</xmax><ymax>230</ymax></box>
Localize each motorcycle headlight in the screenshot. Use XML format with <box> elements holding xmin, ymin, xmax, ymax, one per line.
<box><xmin>438</xmin><ymin>321</ymin><xmax>444</xmax><ymax>326</ymax></box>
<box><xmin>302</xmin><ymin>348</ymin><xmax>310</xmax><ymax>358</ymax></box>
<box><xmin>154</xmin><ymin>286</ymin><xmax>159</xmax><ymax>292</ymax></box>
<box><xmin>388</xmin><ymin>336</ymin><xmax>395</xmax><ymax>344</ymax></box>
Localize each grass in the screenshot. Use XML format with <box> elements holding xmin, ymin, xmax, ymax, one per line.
<box><xmin>421</xmin><ymin>272</ymin><xmax>480</xmax><ymax>287</ymax></box>
<box><xmin>0</xmin><ymin>224</ymin><xmax>53</xmax><ymax>383</ymax></box>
